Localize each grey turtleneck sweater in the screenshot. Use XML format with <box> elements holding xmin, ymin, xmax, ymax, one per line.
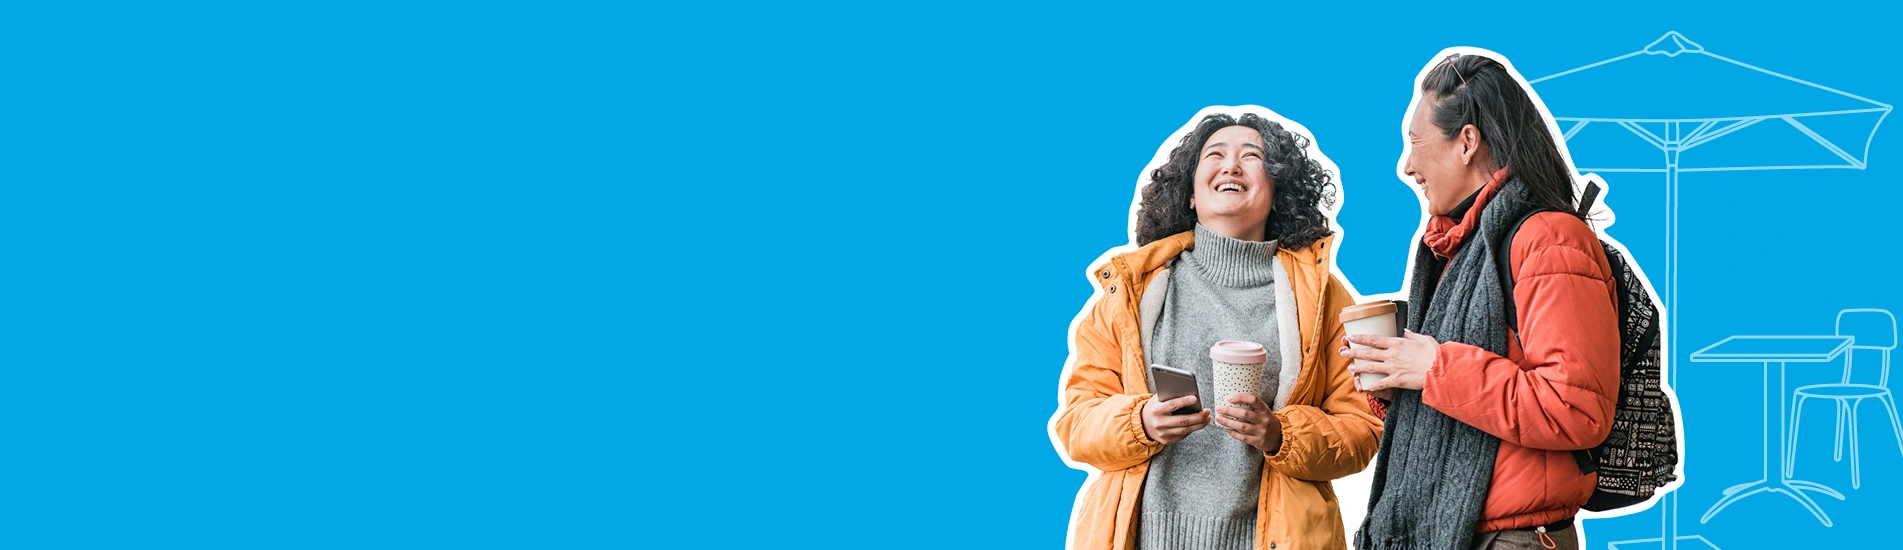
<box><xmin>1139</xmin><ymin>224</ymin><xmax>1284</xmax><ymax>550</ymax></box>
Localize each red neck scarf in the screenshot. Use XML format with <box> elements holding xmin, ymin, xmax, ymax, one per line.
<box><xmin>1422</xmin><ymin>167</ymin><xmax>1513</xmax><ymax>260</ymax></box>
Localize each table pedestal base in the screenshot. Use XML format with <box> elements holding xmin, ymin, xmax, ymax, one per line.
<box><xmin>1607</xmin><ymin>535</ymin><xmax>1722</xmax><ymax>550</ymax></box>
<box><xmin>1699</xmin><ymin>477</ymin><xmax>1843</xmax><ymax>527</ymax></box>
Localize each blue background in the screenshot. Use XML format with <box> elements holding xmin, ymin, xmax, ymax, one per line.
<box><xmin>6</xmin><ymin>2</ymin><xmax>1902</xmax><ymax>548</ymax></box>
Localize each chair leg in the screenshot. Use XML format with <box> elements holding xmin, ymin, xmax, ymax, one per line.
<box><xmin>1881</xmin><ymin>392</ymin><xmax>1903</xmax><ymax>456</ymax></box>
<box><xmin>1788</xmin><ymin>395</ymin><xmax>1808</xmax><ymax>479</ymax></box>
<box><xmin>1835</xmin><ymin>400</ymin><xmax>1849</xmax><ymax>461</ymax></box>
<box><xmin>1851</xmin><ymin>399</ymin><xmax>1864</xmax><ymax>489</ymax></box>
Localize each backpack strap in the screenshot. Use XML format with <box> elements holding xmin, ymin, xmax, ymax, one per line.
<box><xmin>1579</xmin><ymin>180</ymin><xmax>1602</xmax><ymax>218</ymax></box>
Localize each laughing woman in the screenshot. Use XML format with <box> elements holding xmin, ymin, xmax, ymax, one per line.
<box><xmin>1053</xmin><ymin>112</ymin><xmax>1382</xmax><ymax>550</ymax></box>
<box><xmin>1346</xmin><ymin>53</ymin><xmax>1622</xmax><ymax>550</ymax></box>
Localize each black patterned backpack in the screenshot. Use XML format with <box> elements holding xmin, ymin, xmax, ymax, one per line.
<box><xmin>1495</xmin><ymin>180</ymin><xmax>1680</xmax><ymax>511</ymax></box>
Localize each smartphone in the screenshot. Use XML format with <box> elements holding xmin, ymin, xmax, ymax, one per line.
<box><xmin>1148</xmin><ymin>364</ymin><xmax>1203</xmax><ymax>415</ymax></box>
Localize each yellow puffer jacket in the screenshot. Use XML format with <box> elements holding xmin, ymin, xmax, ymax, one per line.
<box><xmin>1051</xmin><ymin>231</ymin><xmax>1383</xmax><ymax>550</ymax></box>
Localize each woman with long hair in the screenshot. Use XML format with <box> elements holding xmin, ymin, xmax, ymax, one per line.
<box><xmin>1344</xmin><ymin>52</ymin><xmax>1622</xmax><ymax>550</ymax></box>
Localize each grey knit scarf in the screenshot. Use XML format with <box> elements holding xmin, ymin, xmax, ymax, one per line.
<box><xmin>1356</xmin><ymin>180</ymin><xmax>1539</xmax><ymax>550</ymax></box>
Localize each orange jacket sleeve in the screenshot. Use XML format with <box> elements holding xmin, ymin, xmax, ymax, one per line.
<box><xmin>1262</xmin><ymin>274</ymin><xmax>1384</xmax><ymax>481</ymax></box>
<box><xmin>1421</xmin><ymin>215</ymin><xmax>1621</xmax><ymax>452</ymax></box>
<box><xmin>1053</xmin><ymin>295</ymin><xmax>1166</xmax><ymax>472</ymax></box>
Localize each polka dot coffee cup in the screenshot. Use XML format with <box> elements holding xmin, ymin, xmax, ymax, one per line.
<box><xmin>1210</xmin><ymin>340</ymin><xmax>1268</xmax><ymax>413</ymax></box>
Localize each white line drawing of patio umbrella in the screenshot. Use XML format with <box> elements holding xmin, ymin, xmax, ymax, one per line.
<box><xmin>1530</xmin><ymin>31</ymin><xmax>1890</xmax><ymax>550</ymax></box>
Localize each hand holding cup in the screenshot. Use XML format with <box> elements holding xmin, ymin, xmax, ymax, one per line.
<box><xmin>1342</xmin><ymin>330</ymin><xmax>1441</xmax><ymax>392</ymax></box>
<box><xmin>1212</xmin><ymin>393</ymin><xmax>1283</xmax><ymax>455</ymax></box>
<box><xmin>1340</xmin><ymin>301</ymin><xmax>1401</xmax><ymax>391</ymax></box>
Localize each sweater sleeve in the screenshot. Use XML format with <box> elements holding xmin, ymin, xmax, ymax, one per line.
<box><xmin>1052</xmin><ymin>292</ymin><xmax>1167</xmax><ymax>472</ymax></box>
<box><xmin>1262</xmin><ymin>274</ymin><xmax>1384</xmax><ymax>481</ymax></box>
<box><xmin>1420</xmin><ymin>214</ymin><xmax>1622</xmax><ymax>451</ymax></box>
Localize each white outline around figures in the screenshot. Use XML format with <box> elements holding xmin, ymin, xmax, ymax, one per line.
<box><xmin>1046</xmin><ymin>105</ymin><xmax>1362</xmax><ymax>550</ymax></box>
<box><xmin>1386</xmin><ymin>47</ymin><xmax>1682</xmax><ymax>550</ymax></box>
<box><xmin>1047</xmin><ymin>32</ymin><xmax>1891</xmax><ymax>550</ymax></box>
<box><xmin>1048</xmin><ymin>45</ymin><xmax>1678</xmax><ymax>550</ymax></box>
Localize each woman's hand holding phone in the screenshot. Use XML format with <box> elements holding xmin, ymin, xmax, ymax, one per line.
<box><xmin>1141</xmin><ymin>395</ymin><xmax>1211</xmax><ymax>444</ymax></box>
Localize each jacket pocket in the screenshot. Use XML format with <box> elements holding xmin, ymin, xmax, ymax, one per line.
<box><xmin>1266</xmin><ymin>473</ymin><xmax>1347</xmax><ymax>550</ymax></box>
<box><xmin>1072</xmin><ymin>470</ymin><xmax>1125</xmax><ymax>550</ymax></box>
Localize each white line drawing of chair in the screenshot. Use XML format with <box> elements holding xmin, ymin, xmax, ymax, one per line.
<box><xmin>1786</xmin><ymin>308</ymin><xmax>1902</xmax><ymax>489</ymax></box>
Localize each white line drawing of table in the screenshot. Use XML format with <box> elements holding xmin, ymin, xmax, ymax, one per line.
<box><xmin>1689</xmin><ymin>335</ymin><xmax>1854</xmax><ymax>527</ymax></box>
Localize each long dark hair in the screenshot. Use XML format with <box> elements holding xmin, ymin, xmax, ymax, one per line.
<box><xmin>1135</xmin><ymin>113</ymin><xmax>1338</xmax><ymax>247</ymax></box>
<box><xmin>1421</xmin><ymin>54</ymin><xmax>1582</xmax><ymax>219</ymax></box>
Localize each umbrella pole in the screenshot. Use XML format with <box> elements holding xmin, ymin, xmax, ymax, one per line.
<box><xmin>1664</xmin><ymin>123</ymin><xmax>1681</xmax><ymax>549</ymax></box>
<box><xmin>1619</xmin><ymin>124</ymin><xmax>1694</xmax><ymax>550</ymax></box>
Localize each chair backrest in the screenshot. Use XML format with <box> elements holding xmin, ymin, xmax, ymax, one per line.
<box><xmin>1838</xmin><ymin>309</ymin><xmax>1898</xmax><ymax>350</ymax></box>
<box><xmin>1837</xmin><ymin>309</ymin><xmax>1897</xmax><ymax>386</ymax></box>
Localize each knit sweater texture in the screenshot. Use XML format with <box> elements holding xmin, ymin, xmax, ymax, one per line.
<box><xmin>1138</xmin><ymin>224</ymin><xmax>1283</xmax><ymax>550</ymax></box>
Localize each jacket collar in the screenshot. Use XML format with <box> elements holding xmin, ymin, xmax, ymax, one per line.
<box><xmin>1113</xmin><ymin>229</ymin><xmax>1332</xmax><ymax>281</ymax></box>
<box><xmin>1116</xmin><ymin>231</ymin><xmax>1195</xmax><ymax>278</ymax></box>
<box><xmin>1423</xmin><ymin>167</ymin><xmax>1512</xmax><ymax>260</ymax></box>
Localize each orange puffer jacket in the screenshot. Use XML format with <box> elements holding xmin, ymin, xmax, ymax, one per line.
<box><xmin>1413</xmin><ymin>181</ymin><xmax>1623</xmax><ymax>533</ymax></box>
<box><xmin>1051</xmin><ymin>231</ymin><xmax>1382</xmax><ymax>550</ymax></box>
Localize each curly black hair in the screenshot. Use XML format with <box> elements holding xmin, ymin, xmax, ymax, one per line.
<box><xmin>1135</xmin><ymin>113</ymin><xmax>1338</xmax><ymax>248</ymax></box>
